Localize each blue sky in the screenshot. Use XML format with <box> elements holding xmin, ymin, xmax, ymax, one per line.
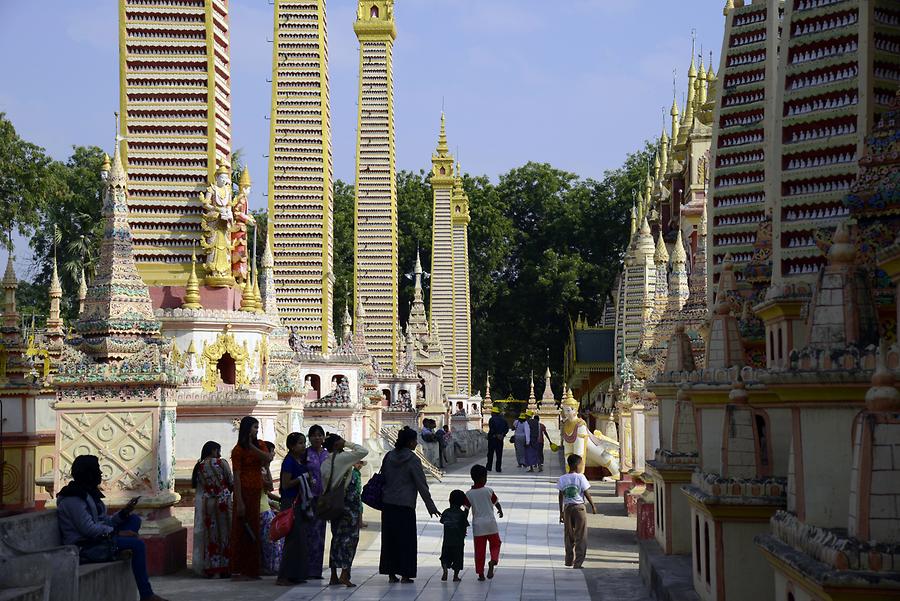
<box><xmin>1</xmin><ymin>1</ymin><xmax>723</xmax><ymax>273</ymax></box>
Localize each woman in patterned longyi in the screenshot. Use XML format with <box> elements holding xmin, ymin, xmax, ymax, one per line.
<box><xmin>191</xmin><ymin>441</ymin><xmax>233</xmax><ymax>578</ymax></box>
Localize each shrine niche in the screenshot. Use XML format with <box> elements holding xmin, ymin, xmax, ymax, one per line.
<box><xmin>200</xmin><ymin>325</ymin><xmax>249</xmax><ymax>392</ymax></box>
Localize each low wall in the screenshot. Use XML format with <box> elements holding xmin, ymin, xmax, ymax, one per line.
<box><xmin>418</xmin><ymin>429</ymin><xmax>487</xmax><ymax>466</ymax></box>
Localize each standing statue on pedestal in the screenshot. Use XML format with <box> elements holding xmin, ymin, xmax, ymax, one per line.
<box><xmin>231</xmin><ymin>168</ymin><xmax>254</xmax><ymax>285</ymax></box>
<box><xmin>560</xmin><ymin>392</ymin><xmax>621</xmax><ymax>479</ymax></box>
<box><xmin>200</xmin><ymin>160</ymin><xmax>236</xmax><ymax>287</ymax></box>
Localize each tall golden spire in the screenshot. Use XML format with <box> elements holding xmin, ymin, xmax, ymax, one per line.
<box><xmin>252</xmin><ymin>259</ymin><xmax>263</xmax><ymax>314</ymax></box>
<box><xmin>182</xmin><ymin>249</ymin><xmax>202</xmax><ymax>310</ymax></box>
<box><xmin>670</xmin><ymin>97</ymin><xmax>680</xmax><ymax>145</ymax></box>
<box><xmin>630</xmin><ymin>203</ymin><xmax>638</xmax><ymax>238</ymax></box>
<box><xmin>697</xmin><ymin>54</ymin><xmax>708</xmax><ymax>107</ymax></box>
<box><xmin>240</xmin><ymin>264</ymin><xmax>256</xmax><ymax>312</ymax></box>
<box><xmin>659</xmin><ymin>130</ymin><xmax>669</xmax><ymax>175</ymax></box>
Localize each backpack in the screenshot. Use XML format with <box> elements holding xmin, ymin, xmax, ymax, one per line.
<box><xmin>315</xmin><ymin>454</ymin><xmax>348</xmax><ymax>521</ymax></box>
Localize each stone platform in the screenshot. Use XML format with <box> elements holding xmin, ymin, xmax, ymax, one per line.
<box><xmin>638</xmin><ymin>539</ymin><xmax>699</xmax><ymax>601</ymax></box>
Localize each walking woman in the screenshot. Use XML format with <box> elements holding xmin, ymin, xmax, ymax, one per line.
<box><xmin>277</xmin><ymin>432</ymin><xmax>313</xmax><ymax>586</ymax></box>
<box><xmin>379</xmin><ymin>427</ymin><xmax>441</xmax><ymax>583</ymax></box>
<box><xmin>513</xmin><ymin>413</ymin><xmax>530</xmax><ymax>469</ymax></box>
<box><xmin>229</xmin><ymin>416</ymin><xmax>273</xmax><ymax>580</ymax></box>
<box><xmin>191</xmin><ymin>441</ymin><xmax>233</xmax><ymax>578</ymax></box>
<box><xmin>524</xmin><ymin>412</ymin><xmax>541</xmax><ymax>472</ymax></box>
<box><xmin>321</xmin><ymin>433</ymin><xmax>369</xmax><ymax>587</ymax></box>
<box><xmin>304</xmin><ymin>424</ymin><xmax>329</xmax><ymax>579</ymax></box>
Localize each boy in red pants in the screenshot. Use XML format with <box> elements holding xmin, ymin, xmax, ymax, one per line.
<box><xmin>464</xmin><ymin>464</ymin><xmax>504</xmax><ymax>581</ymax></box>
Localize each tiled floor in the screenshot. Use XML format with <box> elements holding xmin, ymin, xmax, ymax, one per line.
<box><xmin>155</xmin><ymin>444</ymin><xmax>650</xmax><ymax>601</ymax></box>
<box><xmin>271</xmin><ymin>452</ymin><xmax>589</xmax><ymax>601</ymax></box>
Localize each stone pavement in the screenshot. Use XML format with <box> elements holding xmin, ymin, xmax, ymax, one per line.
<box><xmin>154</xmin><ymin>444</ymin><xmax>650</xmax><ymax>601</ymax></box>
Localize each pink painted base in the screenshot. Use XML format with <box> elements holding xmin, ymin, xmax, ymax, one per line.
<box><xmin>144</xmin><ymin>527</ymin><xmax>187</xmax><ymax>576</ymax></box>
<box><xmin>636</xmin><ymin>498</ymin><xmax>655</xmax><ymax>539</ymax></box>
<box><xmin>149</xmin><ymin>285</ymin><xmax>241</xmax><ymax>311</ymax></box>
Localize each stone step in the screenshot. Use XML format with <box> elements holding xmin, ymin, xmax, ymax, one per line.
<box><xmin>638</xmin><ymin>540</ymin><xmax>700</xmax><ymax>601</ymax></box>
<box><xmin>0</xmin><ymin>586</ymin><xmax>46</xmax><ymax>601</ymax></box>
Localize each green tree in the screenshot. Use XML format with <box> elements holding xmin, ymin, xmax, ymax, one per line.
<box><xmin>0</xmin><ymin>113</ymin><xmax>58</xmax><ymax>246</ymax></box>
<box><xmin>396</xmin><ymin>169</ymin><xmax>433</xmax><ymax>325</ymax></box>
<box><xmin>332</xmin><ymin>179</ymin><xmax>354</xmax><ymax>333</ymax></box>
<box><xmin>250</xmin><ymin>209</ymin><xmax>267</xmax><ymax>274</ymax></box>
<box><xmin>30</xmin><ymin>146</ymin><xmax>106</xmax><ymax>322</ymax></box>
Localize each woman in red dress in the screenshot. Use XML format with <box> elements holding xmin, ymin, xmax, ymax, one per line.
<box><xmin>229</xmin><ymin>416</ymin><xmax>273</xmax><ymax>580</ymax></box>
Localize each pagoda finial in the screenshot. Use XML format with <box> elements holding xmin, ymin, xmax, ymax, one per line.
<box><xmin>688</xmin><ymin>30</ymin><xmax>697</xmax><ymax>78</ymax></box>
<box><xmin>672</xmin><ymin>228</ymin><xmax>688</xmax><ymax>264</ymax></box>
<box><xmin>654</xmin><ymin>232</ymin><xmax>669</xmax><ymax>264</ymax></box>
<box><xmin>108</xmin><ymin>112</ymin><xmax>127</xmax><ymax>190</ymax></box>
<box><xmin>342</xmin><ymin>302</ymin><xmax>352</xmax><ymax>343</ymax></box>
<box><xmin>78</xmin><ymin>267</ymin><xmax>87</xmax><ymax>316</ymax></box>
<box><xmin>261</xmin><ymin>235</ymin><xmax>278</xmax><ymax>314</ymax></box>
<box><xmin>182</xmin><ymin>249</ymin><xmax>202</xmax><ymax>310</ymax></box>
<box><xmin>436</xmin><ymin>112</ymin><xmax>449</xmax><ymax>156</ymax></box>
<box><xmin>2</xmin><ymin>244</ymin><xmax>18</xmax><ymax>328</ymax></box>
<box><xmin>48</xmin><ymin>249</ymin><xmax>63</xmax><ymax>334</ymax></box>
<box><xmin>527</xmin><ymin>370</ymin><xmax>538</xmax><ymax>411</ymax></box>
<box><xmin>640</xmin><ymin>216</ymin><xmax>651</xmax><ymax>236</ymax></box>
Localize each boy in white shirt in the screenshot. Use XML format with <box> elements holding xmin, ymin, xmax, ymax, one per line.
<box><xmin>464</xmin><ymin>464</ymin><xmax>504</xmax><ymax>581</ymax></box>
<box><xmin>557</xmin><ymin>454</ymin><xmax>596</xmax><ymax>568</ymax></box>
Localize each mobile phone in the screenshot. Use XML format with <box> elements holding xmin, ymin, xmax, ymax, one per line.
<box><xmin>127</xmin><ymin>496</ymin><xmax>141</xmax><ymax>507</ymax></box>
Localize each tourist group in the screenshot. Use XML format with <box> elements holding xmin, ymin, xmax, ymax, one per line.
<box><xmin>54</xmin><ymin>417</ymin><xmax>520</xmax><ymax>600</ymax></box>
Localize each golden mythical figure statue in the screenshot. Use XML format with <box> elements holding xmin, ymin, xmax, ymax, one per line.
<box><xmin>200</xmin><ymin>160</ymin><xmax>236</xmax><ymax>287</ymax></box>
<box><xmin>231</xmin><ymin>168</ymin><xmax>254</xmax><ymax>284</ymax></box>
<box><xmin>560</xmin><ymin>389</ymin><xmax>621</xmax><ymax>478</ymax></box>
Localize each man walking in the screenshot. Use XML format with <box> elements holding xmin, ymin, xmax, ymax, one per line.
<box><xmin>485</xmin><ymin>407</ymin><xmax>509</xmax><ymax>472</ymax></box>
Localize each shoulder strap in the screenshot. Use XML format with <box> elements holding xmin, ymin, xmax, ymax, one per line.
<box><xmin>324</xmin><ymin>453</ymin><xmax>337</xmax><ymax>492</ymax></box>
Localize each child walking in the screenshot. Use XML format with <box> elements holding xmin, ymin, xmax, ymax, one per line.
<box><xmin>557</xmin><ymin>454</ymin><xmax>596</xmax><ymax>568</ymax></box>
<box><xmin>464</xmin><ymin>464</ymin><xmax>503</xmax><ymax>581</ymax></box>
<box><xmin>440</xmin><ymin>490</ymin><xmax>469</xmax><ymax>582</ymax></box>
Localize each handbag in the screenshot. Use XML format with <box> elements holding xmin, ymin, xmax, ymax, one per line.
<box><xmin>361</xmin><ymin>471</ymin><xmax>386</xmax><ymax>511</ymax></box>
<box><xmin>78</xmin><ymin>536</ymin><xmax>118</xmax><ymax>564</ymax></box>
<box><xmin>315</xmin><ymin>454</ymin><xmax>347</xmax><ymax>521</ymax></box>
<box><xmin>269</xmin><ymin>506</ymin><xmax>294</xmax><ymax>541</ymax></box>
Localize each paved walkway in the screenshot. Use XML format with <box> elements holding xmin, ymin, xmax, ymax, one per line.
<box><xmin>155</xmin><ymin>444</ymin><xmax>649</xmax><ymax>601</ymax></box>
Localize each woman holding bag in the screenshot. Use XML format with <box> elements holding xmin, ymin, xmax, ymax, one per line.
<box><xmin>276</xmin><ymin>432</ymin><xmax>312</xmax><ymax>586</ymax></box>
<box><xmin>379</xmin><ymin>427</ymin><xmax>441</xmax><ymax>583</ymax></box>
<box><xmin>320</xmin><ymin>433</ymin><xmax>369</xmax><ymax>587</ymax></box>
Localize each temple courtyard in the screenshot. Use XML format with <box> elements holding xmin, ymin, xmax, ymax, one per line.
<box><xmin>154</xmin><ymin>447</ymin><xmax>649</xmax><ymax>601</ymax></box>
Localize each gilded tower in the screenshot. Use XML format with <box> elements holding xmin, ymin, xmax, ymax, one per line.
<box><xmin>709</xmin><ymin>0</ymin><xmax>783</xmax><ymax>291</ymax></box>
<box><xmin>118</xmin><ymin>0</ymin><xmax>232</xmax><ymax>286</ymax></box>
<box><xmin>353</xmin><ymin>0</ymin><xmax>398</xmax><ymax>372</ymax></box>
<box><xmin>266</xmin><ymin>0</ymin><xmax>334</xmax><ymax>351</ymax></box>
<box><xmin>429</xmin><ymin>116</ymin><xmax>472</xmax><ymax>396</ymax></box>
<box><xmin>772</xmin><ymin>0</ymin><xmax>900</xmax><ymax>282</ymax></box>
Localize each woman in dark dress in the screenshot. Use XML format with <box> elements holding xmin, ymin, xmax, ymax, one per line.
<box><xmin>304</xmin><ymin>424</ymin><xmax>328</xmax><ymax>579</ymax></box>
<box><xmin>276</xmin><ymin>432</ymin><xmax>313</xmax><ymax>586</ymax></box>
<box><xmin>379</xmin><ymin>427</ymin><xmax>441</xmax><ymax>583</ymax></box>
